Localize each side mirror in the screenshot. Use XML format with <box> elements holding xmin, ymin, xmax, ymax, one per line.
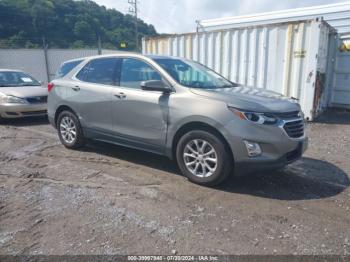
<box><xmin>140</xmin><ymin>80</ymin><xmax>171</xmax><ymax>93</ymax></box>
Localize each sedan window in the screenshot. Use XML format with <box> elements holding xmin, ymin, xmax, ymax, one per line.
<box><xmin>0</xmin><ymin>71</ymin><xmax>40</xmax><ymax>87</ymax></box>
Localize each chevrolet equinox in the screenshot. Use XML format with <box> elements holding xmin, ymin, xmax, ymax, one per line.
<box><xmin>48</xmin><ymin>54</ymin><xmax>308</xmax><ymax>186</ymax></box>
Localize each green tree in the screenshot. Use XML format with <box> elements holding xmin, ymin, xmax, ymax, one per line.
<box><xmin>0</xmin><ymin>0</ymin><xmax>158</xmax><ymax>50</ymax></box>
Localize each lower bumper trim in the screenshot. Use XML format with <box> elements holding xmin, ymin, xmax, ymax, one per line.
<box><xmin>21</xmin><ymin>110</ymin><xmax>47</xmax><ymax>116</ymax></box>
<box><xmin>235</xmin><ymin>140</ymin><xmax>308</xmax><ymax>176</ymax></box>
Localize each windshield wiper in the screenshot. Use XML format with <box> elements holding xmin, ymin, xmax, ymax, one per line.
<box><xmin>219</xmin><ymin>84</ymin><xmax>234</xmax><ymax>88</ymax></box>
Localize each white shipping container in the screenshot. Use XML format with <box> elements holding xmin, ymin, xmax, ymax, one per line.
<box><xmin>142</xmin><ymin>19</ymin><xmax>336</xmax><ymax>121</ymax></box>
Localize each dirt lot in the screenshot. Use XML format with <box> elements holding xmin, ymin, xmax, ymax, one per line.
<box><xmin>0</xmin><ymin>110</ymin><xmax>350</xmax><ymax>255</ymax></box>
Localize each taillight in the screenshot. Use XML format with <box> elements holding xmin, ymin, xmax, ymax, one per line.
<box><xmin>48</xmin><ymin>82</ymin><xmax>54</xmax><ymax>92</ymax></box>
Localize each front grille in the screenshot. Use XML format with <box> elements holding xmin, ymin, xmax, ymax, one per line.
<box><xmin>26</xmin><ymin>96</ymin><xmax>47</xmax><ymax>104</ymax></box>
<box><xmin>21</xmin><ymin>110</ymin><xmax>47</xmax><ymax>116</ymax></box>
<box><xmin>273</xmin><ymin>111</ymin><xmax>300</xmax><ymax>119</ymax></box>
<box><xmin>283</xmin><ymin>120</ymin><xmax>304</xmax><ymax>138</ymax></box>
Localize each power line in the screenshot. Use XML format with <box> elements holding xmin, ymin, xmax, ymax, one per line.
<box><xmin>128</xmin><ymin>0</ymin><xmax>139</xmax><ymax>52</ymax></box>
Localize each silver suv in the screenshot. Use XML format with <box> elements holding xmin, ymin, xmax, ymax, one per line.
<box><xmin>48</xmin><ymin>54</ymin><xmax>308</xmax><ymax>186</ymax></box>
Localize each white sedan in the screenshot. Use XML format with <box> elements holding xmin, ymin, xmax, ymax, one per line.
<box><xmin>0</xmin><ymin>69</ymin><xmax>48</xmax><ymax>121</ymax></box>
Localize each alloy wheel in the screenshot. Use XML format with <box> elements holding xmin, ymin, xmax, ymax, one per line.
<box><xmin>59</xmin><ymin>116</ymin><xmax>77</xmax><ymax>144</ymax></box>
<box><xmin>183</xmin><ymin>139</ymin><xmax>218</xmax><ymax>178</ymax></box>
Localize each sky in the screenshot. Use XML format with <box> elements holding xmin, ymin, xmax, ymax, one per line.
<box><xmin>94</xmin><ymin>0</ymin><xmax>346</xmax><ymax>34</ymax></box>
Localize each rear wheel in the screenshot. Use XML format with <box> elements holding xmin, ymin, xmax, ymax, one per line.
<box><xmin>57</xmin><ymin>110</ymin><xmax>85</xmax><ymax>149</ymax></box>
<box><xmin>176</xmin><ymin>130</ymin><xmax>233</xmax><ymax>186</ymax></box>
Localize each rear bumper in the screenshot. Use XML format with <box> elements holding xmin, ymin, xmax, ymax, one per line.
<box><xmin>48</xmin><ymin>115</ymin><xmax>55</xmax><ymax>128</ymax></box>
<box><xmin>0</xmin><ymin>103</ymin><xmax>47</xmax><ymax>118</ymax></box>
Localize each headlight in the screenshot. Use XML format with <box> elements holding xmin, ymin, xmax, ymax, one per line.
<box><xmin>0</xmin><ymin>94</ymin><xmax>28</xmax><ymax>104</ymax></box>
<box><xmin>228</xmin><ymin>107</ymin><xmax>278</xmax><ymax>125</ymax></box>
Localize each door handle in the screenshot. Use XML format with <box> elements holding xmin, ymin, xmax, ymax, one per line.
<box><xmin>114</xmin><ymin>92</ymin><xmax>126</xmax><ymax>99</ymax></box>
<box><xmin>71</xmin><ymin>86</ymin><xmax>80</xmax><ymax>91</ymax></box>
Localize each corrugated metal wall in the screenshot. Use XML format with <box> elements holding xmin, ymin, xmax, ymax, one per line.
<box><xmin>143</xmin><ymin>20</ymin><xmax>331</xmax><ymax>120</ymax></box>
<box><xmin>199</xmin><ymin>2</ymin><xmax>350</xmax><ymax>35</ymax></box>
<box><xmin>0</xmin><ymin>49</ymin><xmax>121</xmax><ymax>83</ymax></box>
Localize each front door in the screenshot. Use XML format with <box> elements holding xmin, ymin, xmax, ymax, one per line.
<box><xmin>112</xmin><ymin>58</ymin><xmax>169</xmax><ymax>153</ymax></box>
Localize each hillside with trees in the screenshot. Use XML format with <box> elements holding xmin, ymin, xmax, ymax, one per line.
<box><xmin>0</xmin><ymin>0</ymin><xmax>157</xmax><ymax>50</ymax></box>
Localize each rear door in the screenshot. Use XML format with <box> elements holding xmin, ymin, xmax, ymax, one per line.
<box><xmin>67</xmin><ymin>57</ymin><xmax>120</xmax><ymax>134</ymax></box>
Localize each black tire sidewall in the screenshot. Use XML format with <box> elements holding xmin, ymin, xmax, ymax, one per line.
<box><xmin>176</xmin><ymin>130</ymin><xmax>232</xmax><ymax>186</ymax></box>
<box><xmin>57</xmin><ymin>111</ymin><xmax>85</xmax><ymax>149</ymax></box>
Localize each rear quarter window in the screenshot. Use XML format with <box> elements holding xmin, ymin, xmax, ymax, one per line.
<box><xmin>56</xmin><ymin>60</ymin><xmax>83</xmax><ymax>79</ymax></box>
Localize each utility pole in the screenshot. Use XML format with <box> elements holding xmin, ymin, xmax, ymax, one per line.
<box><xmin>97</xmin><ymin>35</ymin><xmax>102</xmax><ymax>55</ymax></box>
<box><xmin>128</xmin><ymin>0</ymin><xmax>139</xmax><ymax>52</ymax></box>
<box><xmin>42</xmin><ymin>37</ymin><xmax>50</xmax><ymax>83</ymax></box>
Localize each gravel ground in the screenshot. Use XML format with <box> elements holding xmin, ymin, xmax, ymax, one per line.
<box><xmin>0</xmin><ymin>109</ymin><xmax>349</xmax><ymax>255</ymax></box>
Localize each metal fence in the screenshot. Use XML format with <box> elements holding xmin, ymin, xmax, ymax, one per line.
<box><xmin>0</xmin><ymin>48</ymin><xmax>123</xmax><ymax>84</ymax></box>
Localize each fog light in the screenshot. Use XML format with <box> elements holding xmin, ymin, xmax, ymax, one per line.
<box><xmin>243</xmin><ymin>140</ymin><xmax>262</xmax><ymax>157</ymax></box>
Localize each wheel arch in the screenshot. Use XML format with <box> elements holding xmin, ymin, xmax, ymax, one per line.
<box><xmin>170</xmin><ymin>121</ymin><xmax>234</xmax><ymax>162</ymax></box>
<box><xmin>54</xmin><ymin>105</ymin><xmax>78</xmax><ymax>128</ymax></box>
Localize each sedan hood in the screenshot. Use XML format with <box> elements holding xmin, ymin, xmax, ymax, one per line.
<box><xmin>0</xmin><ymin>86</ymin><xmax>48</xmax><ymax>98</ymax></box>
<box><xmin>190</xmin><ymin>85</ymin><xmax>300</xmax><ymax>113</ymax></box>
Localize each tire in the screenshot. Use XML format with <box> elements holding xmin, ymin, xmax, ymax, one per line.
<box><xmin>176</xmin><ymin>130</ymin><xmax>233</xmax><ymax>186</ymax></box>
<box><xmin>57</xmin><ymin>110</ymin><xmax>86</xmax><ymax>149</ymax></box>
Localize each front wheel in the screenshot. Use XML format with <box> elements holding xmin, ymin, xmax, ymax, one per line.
<box><xmin>176</xmin><ymin>130</ymin><xmax>233</xmax><ymax>186</ymax></box>
<box><xmin>57</xmin><ymin>110</ymin><xmax>86</xmax><ymax>149</ymax></box>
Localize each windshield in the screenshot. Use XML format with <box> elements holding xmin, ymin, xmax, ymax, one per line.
<box><xmin>153</xmin><ymin>58</ymin><xmax>236</xmax><ymax>89</ymax></box>
<box><xmin>0</xmin><ymin>71</ymin><xmax>41</xmax><ymax>87</ymax></box>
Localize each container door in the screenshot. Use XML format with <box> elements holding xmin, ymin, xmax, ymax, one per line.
<box><xmin>331</xmin><ymin>36</ymin><xmax>350</xmax><ymax>107</ymax></box>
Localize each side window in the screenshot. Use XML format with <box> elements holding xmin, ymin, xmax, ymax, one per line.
<box><xmin>120</xmin><ymin>58</ymin><xmax>162</xmax><ymax>89</ymax></box>
<box><xmin>56</xmin><ymin>60</ymin><xmax>83</xmax><ymax>79</ymax></box>
<box><xmin>76</xmin><ymin>63</ymin><xmax>90</xmax><ymax>81</ymax></box>
<box><xmin>76</xmin><ymin>58</ymin><xmax>120</xmax><ymax>85</ymax></box>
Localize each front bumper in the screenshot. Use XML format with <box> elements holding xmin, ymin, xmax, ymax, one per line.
<box><xmin>0</xmin><ymin>103</ymin><xmax>47</xmax><ymax>118</ymax></box>
<box><xmin>235</xmin><ymin>137</ymin><xmax>308</xmax><ymax>175</ymax></box>
<box><xmin>223</xmin><ymin>118</ymin><xmax>308</xmax><ymax>175</ymax></box>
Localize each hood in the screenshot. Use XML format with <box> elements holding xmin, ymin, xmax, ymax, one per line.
<box><xmin>190</xmin><ymin>85</ymin><xmax>300</xmax><ymax>113</ymax></box>
<box><xmin>0</xmin><ymin>85</ymin><xmax>48</xmax><ymax>98</ymax></box>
